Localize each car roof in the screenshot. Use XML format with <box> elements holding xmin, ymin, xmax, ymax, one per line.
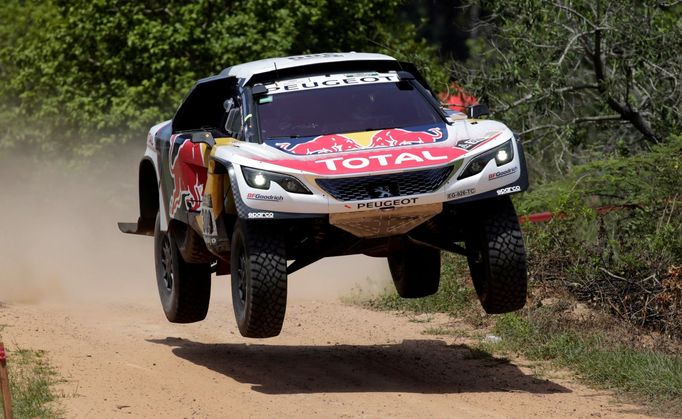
<box><xmin>219</xmin><ymin>52</ymin><xmax>397</xmax><ymax>82</ymax></box>
<box><xmin>174</xmin><ymin>52</ymin><xmax>432</xmax><ymax>133</ymax></box>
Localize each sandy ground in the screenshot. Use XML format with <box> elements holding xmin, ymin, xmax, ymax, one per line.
<box><xmin>0</xmin><ymin>153</ymin><xmax>651</xmax><ymax>418</ymax></box>
<box><xmin>1</xmin><ymin>290</ymin><xmax>650</xmax><ymax>418</ymax></box>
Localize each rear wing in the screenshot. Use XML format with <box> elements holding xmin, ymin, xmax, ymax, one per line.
<box><xmin>245</xmin><ymin>60</ymin><xmax>434</xmax><ymax>94</ymax></box>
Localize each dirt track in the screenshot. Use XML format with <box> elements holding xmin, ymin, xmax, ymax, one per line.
<box><xmin>2</xmin><ymin>283</ymin><xmax>649</xmax><ymax>418</ymax></box>
<box><xmin>0</xmin><ymin>155</ymin><xmax>649</xmax><ymax>418</ymax></box>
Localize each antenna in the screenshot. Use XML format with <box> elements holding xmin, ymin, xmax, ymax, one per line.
<box><xmin>366</xmin><ymin>37</ymin><xmax>404</xmax><ymax>70</ymax></box>
<box><xmin>273</xmin><ymin>60</ymin><xmax>280</xmax><ymax>81</ymax></box>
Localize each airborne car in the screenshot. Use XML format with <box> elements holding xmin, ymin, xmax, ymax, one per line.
<box><xmin>119</xmin><ymin>53</ymin><xmax>529</xmax><ymax>338</ymax></box>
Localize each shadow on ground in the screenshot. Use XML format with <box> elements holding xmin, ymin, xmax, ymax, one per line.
<box><xmin>149</xmin><ymin>337</ymin><xmax>570</xmax><ymax>395</ymax></box>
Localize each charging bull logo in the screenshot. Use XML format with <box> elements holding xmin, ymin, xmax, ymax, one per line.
<box><xmin>273</xmin><ymin>126</ymin><xmax>446</xmax><ymax>155</ymax></box>
<box><xmin>276</xmin><ymin>134</ymin><xmax>362</xmax><ymax>154</ymax></box>
<box><xmin>369</xmin><ymin>127</ymin><xmax>442</xmax><ymax>148</ymax></box>
<box><xmin>169</xmin><ymin>137</ymin><xmax>207</xmax><ymax>217</ymax></box>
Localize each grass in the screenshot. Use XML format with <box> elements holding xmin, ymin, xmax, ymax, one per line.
<box><xmin>489</xmin><ymin>311</ymin><xmax>682</xmax><ymax>412</ymax></box>
<box><xmin>365</xmin><ymin>253</ymin><xmax>476</xmax><ymax>315</ymax></box>
<box><xmin>407</xmin><ymin>314</ymin><xmax>434</xmax><ymax>323</ymax></box>
<box><xmin>364</xmin><ymin>255</ymin><xmax>682</xmax><ymax>415</ymax></box>
<box><xmin>422</xmin><ymin>326</ymin><xmax>450</xmax><ymax>335</ymax></box>
<box><xmin>0</xmin><ymin>339</ymin><xmax>61</xmax><ymax>419</ymax></box>
<box><xmin>421</xmin><ymin>326</ymin><xmax>472</xmax><ymax>339</ymax></box>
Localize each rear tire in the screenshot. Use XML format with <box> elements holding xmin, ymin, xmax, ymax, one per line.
<box><xmin>230</xmin><ymin>220</ymin><xmax>287</xmax><ymax>338</ymax></box>
<box><xmin>388</xmin><ymin>240</ymin><xmax>441</xmax><ymax>298</ymax></box>
<box><xmin>154</xmin><ymin>215</ymin><xmax>211</xmax><ymax>323</ymax></box>
<box><xmin>465</xmin><ymin>197</ymin><xmax>527</xmax><ymax>314</ymax></box>
<box><xmin>173</xmin><ymin>221</ymin><xmax>214</xmax><ymax>264</ymax></box>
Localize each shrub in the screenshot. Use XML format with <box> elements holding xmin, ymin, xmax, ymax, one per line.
<box><xmin>516</xmin><ymin>135</ymin><xmax>682</xmax><ymax>338</ymax></box>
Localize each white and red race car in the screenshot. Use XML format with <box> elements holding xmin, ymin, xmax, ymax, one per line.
<box><xmin>119</xmin><ymin>53</ymin><xmax>529</xmax><ymax>338</ymax></box>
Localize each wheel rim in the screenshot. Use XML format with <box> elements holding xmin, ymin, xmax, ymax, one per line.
<box><xmin>236</xmin><ymin>247</ymin><xmax>248</xmax><ymax>305</ymax></box>
<box><xmin>161</xmin><ymin>235</ymin><xmax>174</xmax><ymax>291</ymax></box>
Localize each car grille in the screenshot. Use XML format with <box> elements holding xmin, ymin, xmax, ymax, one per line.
<box><xmin>316</xmin><ymin>166</ymin><xmax>453</xmax><ymax>201</ymax></box>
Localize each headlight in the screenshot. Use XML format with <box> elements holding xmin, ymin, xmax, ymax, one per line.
<box><xmin>458</xmin><ymin>139</ymin><xmax>514</xmax><ymax>179</ymax></box>
<box><xmin>241</xmin><ymin>166</ymin><xmax>312</xmax><ymax>194</ymax></box>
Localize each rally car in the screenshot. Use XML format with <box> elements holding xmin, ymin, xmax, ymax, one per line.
<box><xmin>119</xmin><ymin>52</ymin><xmax>529</xmax><ymax>338</ymax></box>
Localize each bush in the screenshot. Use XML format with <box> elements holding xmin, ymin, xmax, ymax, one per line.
<box><xmin>0</xmin><ymin>0</ymin><xmax>447</xmax><ymax>156</ymax></box>
<box><xmin>516</xmin><ymin>135</ymin><xmax>682</xmax><ymax>338</ymax></box>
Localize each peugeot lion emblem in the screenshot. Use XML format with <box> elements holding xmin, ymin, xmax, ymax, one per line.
<box><xmin>373</xmin><ymin>186</ymin><xmax>393</xmax><ymax>198</ymax></box>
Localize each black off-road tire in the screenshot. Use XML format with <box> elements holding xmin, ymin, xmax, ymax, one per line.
<box><xmin>465</xmin><ymin>196</ymin><xmax>527</xmax><ymax>314</ymax></box>
<box><xmin>388</xmin><ymin>240</ymin><xmax>441</xmax><ymax>298</ymax></box>
<box><xmin>173</xmin><ymin>221</ymin><xmax>215</xmax><ymax>264</ymax></box>
<box><xmin>154</xmin><ymin>214</ymin><xmax>212</xmax><ymax>323</ymax></box>
<box><xmin>230</xmin><ymin>220</ymin><xmax>287</xmax><ymax>338</ymax></box>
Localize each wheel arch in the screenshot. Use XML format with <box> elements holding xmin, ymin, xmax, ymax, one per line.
<box><xmin>211</xmin><ymin>157</ymin><xmax>238</xmax><ymax>217</ymax></box>
<box><xmin>139</xmin><ymin>157</ymin><xmax>160</xmax><ymax>225</ymax></box>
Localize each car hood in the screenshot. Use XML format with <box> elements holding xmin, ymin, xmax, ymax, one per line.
<box><xmin>264</xmin><ymin>123</ymin><xmax>450</xmax><ymax>155</ymax></box>
<box><xmin>222</xmin><ymin>119</ymin><xmax>513</xmax><ymax>176</ymax></box>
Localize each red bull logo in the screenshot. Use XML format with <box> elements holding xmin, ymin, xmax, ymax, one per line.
<box><xmin>273</xmin><ymin>126</ymin><xmax>446</xmax><ymax>155</ymax></box>
<box><xmin>169</xmin><ymin>137</ymin><xmax>207</xmax><ymax>217</ymax></box>
<box><xmin>369</xmin><ymin>127</ymin><xmax>442</xmax><ymax>148</ymax></box>
<box><xmin>277</xmin><ymin>134</ymin><xmax>362</xmax><ymax>154</ymax></box>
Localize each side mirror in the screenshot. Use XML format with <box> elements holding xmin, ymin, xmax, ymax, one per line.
<box><xmin>443</xmin><ymin>108</ymin><xmax>466</xmax><ymax>122</ymax></box>
<box><xmin>468</xmin><ymin>104</ymin><xmax>489</xmax><ymax>118</ymax></box>
<box><xmin>191</xmin><ymin>131</ymin><xmax>215</xmax><ymax>147</ymax></box>
<box><xmin>224</xmin><ymin>108</ymin><xmax>242</xmax><ymax>137</ymax></box>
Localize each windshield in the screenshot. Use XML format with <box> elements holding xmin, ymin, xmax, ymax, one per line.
<box><xmin>257</xmin><ymin>81</ymin><xmax>442</xmax><ymax>139</ymax></box>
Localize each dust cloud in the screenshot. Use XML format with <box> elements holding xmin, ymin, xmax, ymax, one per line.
<box><xmin>0</xmin><ymin>149</ymin><xmax>154</xmax><ymax>304</ymax></box>
<box><xmin>288</xmin><ymin>256</ymin><xmax>391</xmax><ymax>301</ymax></box>
<box><xmin>0</xmin><ymin>148</ymin><xmax>391</xmax><ymax>306</ymax></box>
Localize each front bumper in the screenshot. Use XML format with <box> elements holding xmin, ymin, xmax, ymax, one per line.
<box><xmin>220</xmin><ymin>135</ymin><xmax>528</xmax><ymax>220</ymax></box>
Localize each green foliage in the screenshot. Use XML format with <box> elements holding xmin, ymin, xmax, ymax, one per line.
<box><xmin>0</xmin><ymin>345</ymin><xmax>61</xmax><ymax>419</ymax></box>
<box><xmin>457</xmin><ymin>0</ymin><xmax>682</xmax><ymax>177</ymax></box>
<box><xmin>0</xmin><ymin>0</ymin><xmax>446</xmax><ymax>155</ymax></box>
<box><xmin>516</xmin><ymin>134</ymin><xmax>682</xmax><ymax>337</ymax></box>
<box><xmin>0</xmin><ymin>1</ymin><xmax>62</xmax><ymax>152</ymax></box>
<box><xmin>491</xmin><ymin>312</ymin><xmax>682</xmax><ymax>410</ymax></box>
